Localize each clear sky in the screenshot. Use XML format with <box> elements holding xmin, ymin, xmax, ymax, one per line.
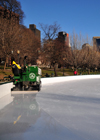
<box><xmin>19</xmin><ymin>0</ymin><xmax>100</xmax><ymax>41</ymax></box>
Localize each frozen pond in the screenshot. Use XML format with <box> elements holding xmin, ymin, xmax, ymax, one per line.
<box><xmin>37</xmin><ymin>78</ymin><xmax>100</xmax><ymax>140</ymax></box>
<box><xmin>0</xmin><ymin>78</ymin><xmax>100</xmax><ymax>140</ymax></box>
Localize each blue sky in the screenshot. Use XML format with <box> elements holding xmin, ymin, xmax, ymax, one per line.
<box><xmin>19</xmin><ymin>0</ymin><xmax>100</xmax><ymax>41</ymax></box>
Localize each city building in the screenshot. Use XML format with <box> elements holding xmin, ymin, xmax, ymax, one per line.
<box><xmin>0</xmin><ymin>6</ymin><xmax>41</xmax><ymax>40</ymax></box>
<box><xmin>29</xmin><ymin>24</ymin><xmax>41</xmax><ymax>41</ymax></box>
<box><xmin>93</xmin><ymin>37</ymin><xmax>100</xmax><ymax>51</ymax></box>
<box><xmin>58</xmin><ymin>31</ymin><xmax>71</xmax><ymax>47</ymax></box>
<box><xmin>82</xmin><ymin>43</ymin><xmax>92</xmax><ymax>49</ymax></box>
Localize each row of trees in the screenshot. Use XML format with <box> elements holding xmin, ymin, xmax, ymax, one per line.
<box><xmin>0</xmin><ymin>19</ymin><xmax>40</xmax><ymax>70</ymax></box>
<box><xmin>40</xmin><ymin>23</ymin><xmax>100</xmax><ymax>76</ymax></box>
<box><xmin>0</xmin><ymin>0</ymin><xmax>41</xmax><ymax>71</ymax></box>
<box><xmin>0</xmin><ymin>0</ymin><xmax>100</xmax><ymax>76</ymax></box>
<box><xmin>0</xmin><ymin>18</ymin><xmax>99</xmax><ymax>75</ymax></box>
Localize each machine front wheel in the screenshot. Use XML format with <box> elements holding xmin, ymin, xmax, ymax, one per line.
<box><xmin>37</xmin><ymin>81</ymin><xmax>41</xmax><ymax>91</ymax></box>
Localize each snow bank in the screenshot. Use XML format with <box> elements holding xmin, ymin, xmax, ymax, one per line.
<box><xmin>0</xmin><ymin>82</ymin><xmax>14</xmax><ymax>98</ymax></box>
<box><xmin>0</xmin><ymin>75</ymin><xmax>100</xmax><ymax>110</ymax></box>
<box><xmin>41</xmin><ymin>75</ymin><xmax>100</xmax><ymax>85</ymax></box>
<box><xmin>0</xmin><ymin>75</ymin><xmax>100</xmax><ymax>98</ymax></box>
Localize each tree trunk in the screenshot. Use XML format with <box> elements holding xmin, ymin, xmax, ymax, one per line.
<box><xmin>88</xmin><ymin>69</ymin><xmax>90</xmax><ymax>74</ymax></box>
<box><xmin>4</xmin><ymin>56</ymin><xmax>7</xmax><ymax>71</ymax></box>
<box><xmin>54</xmin><ymin>64</ymin><xmax>57</xmax><ymax>76</ymax></box>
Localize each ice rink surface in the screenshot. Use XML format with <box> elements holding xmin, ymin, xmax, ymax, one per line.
<box><xmin>37</xmin><ymin>78</ymin><xmax>100</xmax><ymax>140</ymax></box>
<box><xmin>0</xmin><ymin>78</ymin><xmax>100</xmax><ymax>140</ymax></box>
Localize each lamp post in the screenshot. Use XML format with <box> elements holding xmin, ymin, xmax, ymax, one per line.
<box><xmin>10</xmin><ymin>50</ymin><xmax>14</xmax><ymax>65</ymax></box>
<box><xmin>11</xmin><ymin>50</ymin><xmax>13</xmax><ymax>55</ymax></box>
<box><xmin>17</xmin><ymin>50</ymin><xmax>20</xmax><ymax>64</ymax></box>
<box><xmin>63</xmin><ymin>58</ymin><xmax>66</xmax><ymax>76</ymax></box>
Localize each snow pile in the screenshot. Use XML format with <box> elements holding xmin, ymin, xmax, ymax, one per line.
<box><xmin>41</xmin><ymin>75</ymin><xmax>100</xmax><ymax>85</ymax></box>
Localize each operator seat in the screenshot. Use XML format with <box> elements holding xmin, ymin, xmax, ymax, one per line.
<box><xmin>12</xmin><ymin>61</ymin><xmax>21</xmax><ymax>76</ymax></box>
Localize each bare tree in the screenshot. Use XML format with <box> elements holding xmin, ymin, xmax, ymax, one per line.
<box><xmin>42</xmin><ymin>37</ymin><xmax>69</xmax><ymax>76</ymax></box>
<box><xmin>18</xmin><ymin>28</ymin><xmax>41</xmax><ymax>65</ymax></box>
<box><xmin>69</xmin><ymin>31</ymin><xmax>93</xmax><ymax>70</ymax></box>
<box><xmin>70</xmin><ymin>31</ymin><xmax>82</xmax><ymax>69</ymax></box>
<box><xmin>81</xmin><ymin>47</ymin><xmax>99</xmax><ymax>74</ymax></box>
<box><xmin>0</xmin><ymin>0</ymin><xmax>25</xmax><ymax>24</ymax></box>
<box><xmin>40</xmin><ymin>22</ymin><xmax>61</xmax><ymax>76</ymax></box>
<box><xmin>40</xmin><ymin>22</ymin><xmax>61</xmax><ymax>41</ymax></box>
<box><xmin>0</xmin><ymin>17</ymin><xmax>41</xmax><ymax>70</ymax></box>
<box><xmin>0</xmin><ymin>18</ymin><xmax>22</xmax><ymax>70</ymax></box>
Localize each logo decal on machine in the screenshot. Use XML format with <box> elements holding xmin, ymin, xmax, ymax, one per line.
<box><xmin>29</xmin><ymin>73</ymin><xmax>35</xmax><ymax>79</ymax></box>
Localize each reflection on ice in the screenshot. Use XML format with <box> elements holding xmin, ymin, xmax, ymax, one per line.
<box><xmin>0</xmin><ymin>94</ymin><xmax>84</xmax><ymax>140</ymax></box>
<box><xmin>12</xmin><ymin>95</ymin><xmax>40</xmax><ymax>119</ymax></box>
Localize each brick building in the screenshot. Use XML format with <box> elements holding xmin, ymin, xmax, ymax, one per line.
<box><xmin>29</xmin><ymin>24</ymin><xmax>41</xmax><ymax>41</ymax></box>
<box><xmin>0</xmin><ymin>6</ymin><xmax>41</xmax><ymax>40</ymax></box>
<box><xmin>58</xmin><ymin>31</ymin><xmax>71</xmax><ymax>47</ymax></box>
<box><xmin>93</xmin><ymin>37</ymin><xmax>100</xmax><ymax>51</ymax></box>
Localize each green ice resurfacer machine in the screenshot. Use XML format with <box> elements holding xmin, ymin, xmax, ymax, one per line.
<box><xmin>11</xmin><ymin>56</ymin><xmax>42</xmax><ymax>95</ymax></box>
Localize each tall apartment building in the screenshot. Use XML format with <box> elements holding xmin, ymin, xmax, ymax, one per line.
<box><xmin>29</xmin><ymin>24</ymin><xmax>41</xmax><ymax>41</ymax></box>
<box><xmin>0</xmin><ymin>6</ymin><xmax>41</xmax><ymax>40</ymax></box>
<box><xmin>93</xmin><ymin>36</ymin><xmax>100</xmax><ymax>51</ymax></box>
<box><xmin>58</xmin><ymin>31</ymin><xmax>71</xmax><ymax>47</ymax></box>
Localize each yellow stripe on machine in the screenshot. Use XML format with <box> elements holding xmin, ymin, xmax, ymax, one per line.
<box><xmin>12</xmin><ymin>61</ymin><xmax>21</xmax><ymax>69</ymax></box>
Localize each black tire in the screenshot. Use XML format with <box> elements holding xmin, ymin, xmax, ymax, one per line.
<box><xmin>37</xmin><ymin>84</ymin><xmax>41</xmax><ymax>91</ymax></box>
<box><xmin>12</xmin><ymin>82</ymin><xmax>23</xmax><ymax>91</ymax></box>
